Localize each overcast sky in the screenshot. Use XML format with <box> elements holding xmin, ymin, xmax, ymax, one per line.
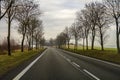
<box><xmin>40</xmin><ymin>0</ymin><xmax>102</xmax><ymax>40</ymax></box>
<box><xmin>0</xmin><ymin>0</ymin><xmax>117</xmax><ymax>48</ymax></box>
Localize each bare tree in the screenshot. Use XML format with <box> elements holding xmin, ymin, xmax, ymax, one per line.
<box><xmin>17</xmin><ymin>22</ymin><xmax>27</xmax><ymax>52</ymax></box>
<box><xmin>55</xmin><ymin>32</ymin><xmax>67</xmax><ymax>48</ymax></box>
<box><xmin>3</xmin><ymin>0</ymin><xmax>17</xmax><ymax>56</ymax></box>
<box><xmin>63</xmin><ymin>27</ymin><xmax>72</xmax><ymax>49</ymax></box>
<box><xmin>70</xmin><ymin>22</ymin><xmax>81</xmax><ymax>50</ymax></box>
<box><xmin>85</xmin><ymin>2</ymin><xmax>98</xmax><ymax>50</ymax></box>
<box><xmin>104</xmin><ymin>0</ymin><xmax>120</xmax><ymax>53</ymax></box>
<box><xmin>34</xmin><ymin>19</ymin><xmax>43</xmax><ymax>49</ymax></box>
<box><xmin>39</xmin><ymin>37</ymin><xmax>45</xmax><ymax>49</ymax></box>
<box><xmin>26</xmin><ymin>23</ymin><xmax>32</xmax><ymax>50</ymax></box>
<box><xmin>97</xmin><ymin>29</ymin><xmax>109</xmax><ymax>50</ymax></box>
<box><xmin>27</xmin><ymin>17</ymin><xmax>43</xmax><ymax>50</ymax></box>
<box><xmin>76</xmin><ymin>9</ymin><xmax>91</xmax><ymax>50</ymax></box>
<box><xmin>15</xmin><ymin>0</ymin><xmax>40</xmax><ymax>52</ymax></box>
<box><xmin>31</xmin><ymin>18</ymin><xmax>37</xmax><ymax>49</ymax></box>
<box><xmin>55</xmin><ymin>35</ymin><xmax>61</xmax><ymax>48</ymax></box>
<box><xmin>95</xmin><ymin>2</ymin><xmax>110</xmax><ymax>50</ymax></box>
<box><xmin>26</xmin><ymin>17</ymin><xmax>42</xmax><ymax>50</ymax></box>
<box><xmin>49</xmin><ymin>38</ymin><xmax>54</xmax><ymax>47</ymax></box>
<box><xmin>26</xmin><ymin>18</ymin><xmax>34</xmax><ymax>50</ymax></box>
<box><xmin>0</xmin><ymin>0</ymin><xmax>14</xmax><ymax>20</ymax></box>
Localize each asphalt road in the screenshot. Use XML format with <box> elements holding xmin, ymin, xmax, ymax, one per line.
<box><xmin>3</xmin><ymin>48</ymin><xmax>120</xmax><ymax>80</ymax></box>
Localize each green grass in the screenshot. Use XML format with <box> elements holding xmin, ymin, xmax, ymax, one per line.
<box><xmin>0</xmin><ymin>49</ymin><xmax>45</xmax><ymax>76</ymax></box>
<box><xmin>64</xmin><ymin>45</ymin><xmax>117</xmax><ymax>51</ymax></box>
<box><xmin>63</xmin><ymin>47</ymin><xmax>120</xmax><ymax>65</ymax></box>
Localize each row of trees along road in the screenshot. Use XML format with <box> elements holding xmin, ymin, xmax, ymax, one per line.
<box><xmin>55</xmin><ymin>0</ymin><xmax>120</xmax><ymax>53</ymax></box>
<box><xmin>0</xmin><ymin>0</ymin><xmax>44</xmax><ymax>56</ymax></box>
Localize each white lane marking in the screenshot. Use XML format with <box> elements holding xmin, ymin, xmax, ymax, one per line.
<box><xmin>72</xmin><ymin>62</ymin><xmax>80</xmax><ymax>68</ymax></box>
<box><xmin>13</xmin><ymin>50</ymin><xmax>46</xmax><ymax>80</ymax></box>
<box><xmin>66</xmin><ymin>58</ymin><xmax>71</xmax><ymax>62</ymax></box>
<box><xmin>57</xmin><ymin>53</ymin><xmax>71</xmax><ymax>63</ymax></box>
<box><xmin>57</xmin><ymin>52</ymin><xmax>97</xmax><ymax>80</ymax></box>
<box><xmin>58</xmin><ymin>53</ymin><xmax>64</xmax><ymax>58</ymax></box>
<box><xmin>63</xmin><ymin>56</ymin><xmax>66</xmax><ymax>58</ymax></box>
<box><xmin>83</xmin><ymin>69</ymin><xmax>100</xmax><ymax>80</ymax></box>
<box><xmin>57</xmin><ymin>53</ymin><xmax>81</xmax><ymax>70</ymax></box>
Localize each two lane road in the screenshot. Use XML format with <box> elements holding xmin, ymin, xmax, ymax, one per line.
<box><xmin>9</xmin><ymin>48</ymin><xmax>120</xmax><ymax>80</ymax></box>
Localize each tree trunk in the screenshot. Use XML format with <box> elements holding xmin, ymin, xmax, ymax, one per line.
<box><xmin>32</xmin><ymin>31</ymin><xmax>33</xmax><ymax>50</ymax></box>
<box><xmin>101</xmin><ymin>41</ymin><xmax>104</xmax><ymax>51</ymax></box>
<box><xmin>7</xmin><ymin>15</ymin><xmax>11</xmax><ymax>56</ymax></box>
<box><xmin>36</xmin><ymin>39</ymin><xmax>38</xmax><ymax>50</ymax></box>
<box><xmin>27</xmin><ymin>36</ymin><xmax>31</xmax><ymax>51</ymax></box>
<box><xmin>74</xmin><ymin>38</ymin><xmax>78</xmax><ymax>50</ymax></box>
<box><xmin>0</xmin><ymin>0</ymin><xmax>1</xmax><ymax>17</ymax></box>
<box><xmin>68</xmin><ymin>40</ymin><xmax>70</xmax><ymax>49</ymax></box>
<box><xmin>115</xmin><ymin>18</ymin><xmax>120</xmax><ymax>53</ymax></box>
<box><xmin>100</xmin><ymin>28</ymin><xmax>104</xmax><ymax>51</ymax></box>
<box><xmin>91</xmin><ymin>36</ymin><xmax>95</xmax><ymax>50</ymax></box>
<box><xmin>83</xmin><ymin>38</ymin><xmax>85</xmax><ymax>51</ymax></box>
<box><xmin>28</xmin><ymin>40</ymin><xmax>31</xmax><ymax>51</ymax></box>
<box><xmin>91</xmin><ymin>28</ymin><xmax>95</xmax><ymax>50</ymax></box>
<box><xmin>86</xmin><ymin>35</ymin><xmax>88</xmax><ymax>50</ymax></box>
<box><xmin>21</xmin><ymin>33</ymin><xmax>25</xmax><ymax>52</ymax></box>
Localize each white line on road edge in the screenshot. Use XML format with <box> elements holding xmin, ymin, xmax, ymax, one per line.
<box><xmin>83</xmin><ymin>69</ymin><xmax>100</xmax><ymax>80</ymax></box>
<box><xmin>72</xmin><ymin>62</ymin><xmax>80</xmax><ymax>68</ymax></box>
<box><xmin>13</xmin><ymin>50</ymin><xmax>46</xmax><ymax>80</ymax></box>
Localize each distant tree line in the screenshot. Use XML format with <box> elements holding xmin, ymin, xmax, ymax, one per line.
<box><xmin>55</xmin><ymin>0</ymin><xmax>120</xmax><ymax>53</ymax></box>
<box><xmin>0</xmin><ymin>0</ymin><xmax>45</xmax><ymax>56</ymax></box>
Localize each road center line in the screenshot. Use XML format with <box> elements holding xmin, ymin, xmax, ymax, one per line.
<box><xmin>13</xmin><ymin>50</ymin><xmax>46</xmax><ymax>80</ymax></box>
<box><xmin>72</xmin><ymin>62</ymin><xmax>80</xmax><ymax>68</ymax></box>
<box><xmin>57</xmin><ymin>52</ymin><xmax>97</xmax><ymax>80</ymax></box>
<box><xmin>57</xmin><ymin>53</ymin><xmax>81</xmax><ymax>70</ymax></box>
<box><xmin>66</xmin><ymin>58</ymin><xmax>71</xmax><ymax>62</ymax></box>
<box><xmin>57</xmin><ymin>53</ymin><xmax>71</xmax><ymax>63</ymax></box>
<box><xmin>57</xmin><ymin>50</ymin><xmax>100</xmax><ymax>80</ymax></box>
<box><xmin>83</xmin><ymin>69</ymin><xmax>100</xmax><ymax>80</ymax></box>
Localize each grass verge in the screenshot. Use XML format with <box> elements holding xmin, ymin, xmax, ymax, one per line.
<box><xmin>63</xmin><ymin>48</ymin><xmax>120</xmax><ymax>65</ymax></box>
<box><xmin>0</xmin><ymin>49</ymin><xmax>45</xmax><ymax>76</ymax></box>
